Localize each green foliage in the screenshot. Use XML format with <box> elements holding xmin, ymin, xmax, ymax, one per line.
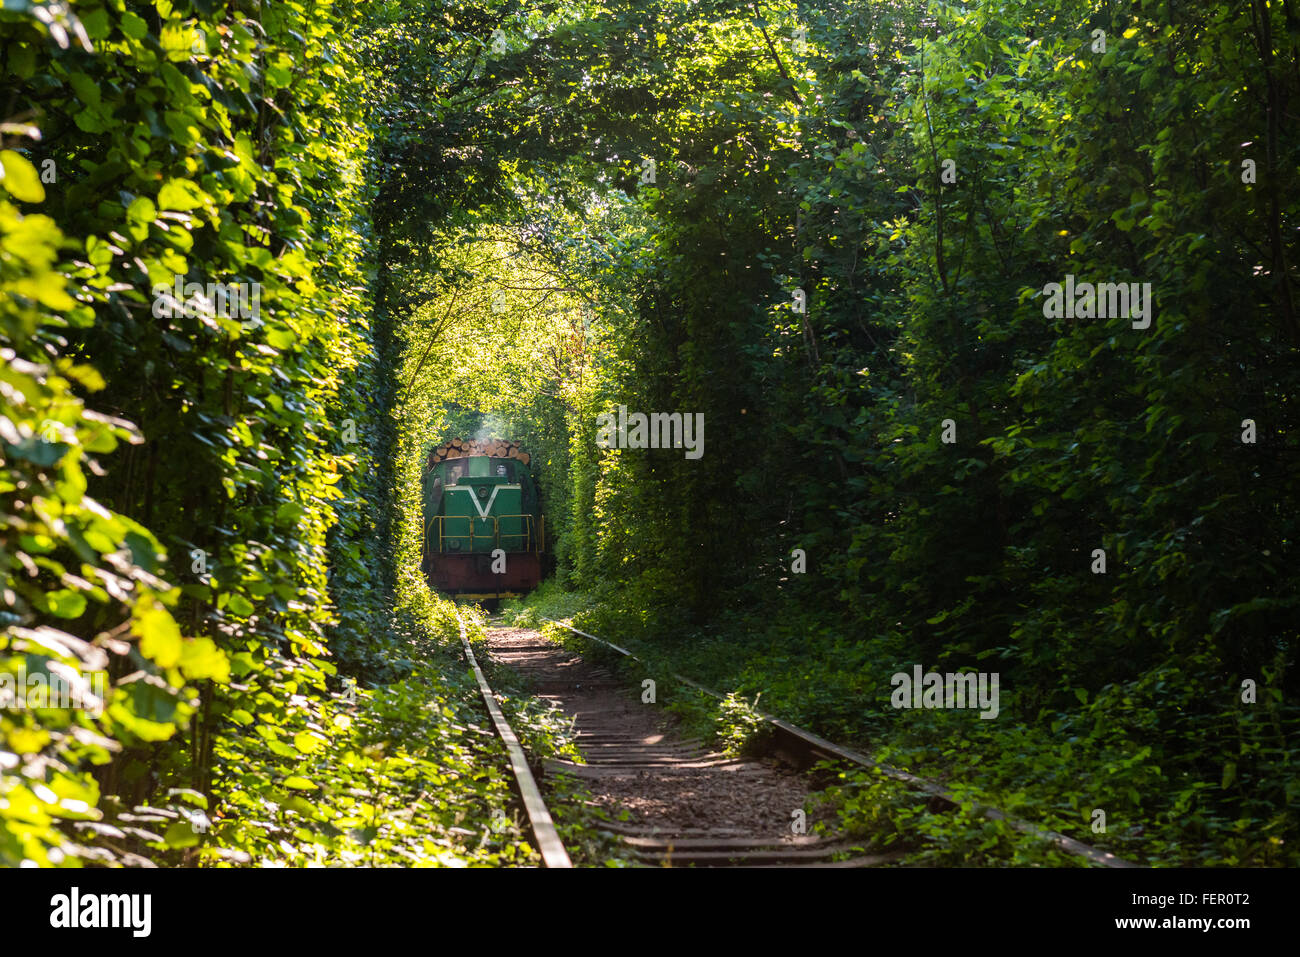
<box><xmin>206</xmin><ymin>595</ymin><xmax>543</xmax><ymax>867</ymax></box>
<box><xmin>0</xmin><ymin>0</ymin><xmax>556</xmax><ymax>867</ymax></box>
<box><xmin>6</xmin><ymin>0</ymin><xmax>1297</xmax><ymax>869</ymax></box>
<box><xmin>716</xmin><ymin>692</ymin><xmax>772</xmax><ymax>758</ymax></box>
<box><xmin>480</xmin><ymin>0</ymin><xmax>1299</xmax><ymax>866</ymax></box>
<box><xmin>821</xmin><ymin>765</ymin><xmax>1085</xmax><ymax>867</ymax></box>
<box><xmin>500</xmin><ymin>579</ymin><xmax>598</xmax><ymax>628</ymax></box>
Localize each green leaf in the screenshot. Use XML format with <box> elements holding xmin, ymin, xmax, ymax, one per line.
<box><xmin>80</xmin><ymin>6</ymin><xmax>111</xmax><ymax>41</ymax></box>
<box><xmin>279</xmin><ymin>795</ymin><xmax>318</xmax><ymax>816</ymax></box>
<box><xmin>134</xmin><ymin>595</ymin><xmax>183</xmax><ymax>667</ymax></box>
<box><xmin>179</xmin><ymin>636</ymin><xmax>230</xmax><ymax>682</ymax></box>
<box><xmin>9</xmin><ymin>43</ymin><xmax>35</xmax><ymax>78</ymax></box>
<box><xmin>158</xmin><ymin>177</ymin><xmax>206</xmax><ymax>211</ymax></box>
<box><xmin>112</xmin><ymin>679</ymin><xmax>180</xmax><ymax>740</ymax></box>
<box><xmin>44</xmin><ymin>589</ymin><xmax>88</xmax><ymax>619</ymax></box>
<box><xmin>283</xmin><ymin>776</ymin><xmax>318</xmax><ymax>791</ymax></box>
<box><xmin>120</xmin><ymin>11</ymin><xmax>148</xmax><ymax>40</ymax></box>
<box><xmin>0</xmin><ymin>150</ymin><xmax>46</xmax><ymax>203</ymax></box>
<box><xmin>68</xmin><ymin>73</ymin><xmax>101</xmax><ymax>108</ymax></box>
<box><xmin>164</xmin><ymin>819</ymin><xmax>202</xmax><ymax>848</ymax></box>
<box><xmin>159</xmin><ymin>21</ymin><xmax>196</xmax><ymax>58</ymax></box>
<box><xmin>126</xmin><ymin>196</ymin><xmax>157</xmax><ymax>225</ymax></box>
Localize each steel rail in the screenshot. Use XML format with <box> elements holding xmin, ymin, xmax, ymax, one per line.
<box><xmin>540</xmin><ymin>617</ymin><xmax>1133</xmax><ymax>869</ymax></box>
<box><xmin>457</xmin><ymin>613</ymin><xmax>571</xmax><ymax>868</ymax></box>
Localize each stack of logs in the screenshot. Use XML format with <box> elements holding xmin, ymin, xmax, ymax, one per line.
<box><xmin>428</xmin><ymin>438</ymin><xmax>530</xmax><ymax>466</ymax></box>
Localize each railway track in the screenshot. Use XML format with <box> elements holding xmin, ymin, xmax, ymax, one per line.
<box><xmin>458</xmin><ymin>612</ymin><xmax>1131</xmax><ymax>868</ymax></box>
<box><xmin>477</xmin><ymin>624</ymin><xmax>899</xmax><ymax>867</ymax></box>
<box><xmin>537</xmin><ymin>617</ymin><xmax>1134</xmax><ymax>869</ymax></box>
<box><xmin>455</xmin><ymin>614</ymin><xmax>570</xmax><ymax>868</ymax></box>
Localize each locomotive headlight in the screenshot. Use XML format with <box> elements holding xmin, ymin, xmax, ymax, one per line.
<box><xmin>477</xmin><ymin>486</ymin><xmax>489</xmax><ymax>498</ymax></box>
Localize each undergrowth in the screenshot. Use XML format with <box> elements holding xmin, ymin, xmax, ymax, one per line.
<box><xmin>502</xmin><ymin>586</ymin><xmax>1298</xmax><ymax>867</ymax></box>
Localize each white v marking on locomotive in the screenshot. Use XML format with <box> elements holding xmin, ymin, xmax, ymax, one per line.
<box><xmin>452</xmin><ymin>486</ymin><xmax>502</xmax><ymax>519</ymax></box>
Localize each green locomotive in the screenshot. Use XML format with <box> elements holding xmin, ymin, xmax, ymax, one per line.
<box><xmin>420</xmin><ymin>438</ymin><xmax>544</xmax><ymax>600</ymax></box>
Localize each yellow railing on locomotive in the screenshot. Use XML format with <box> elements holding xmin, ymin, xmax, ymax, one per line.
<box><xmin>426</xmin><ymin>514</ymin><xmax>539</xmax><ymax>554</ymax></box>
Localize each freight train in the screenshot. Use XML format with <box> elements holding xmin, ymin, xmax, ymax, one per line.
<box><xmin>420</xmin><ymin>438</ymin><xmax>545</xmax><ymax>601</ymax></box>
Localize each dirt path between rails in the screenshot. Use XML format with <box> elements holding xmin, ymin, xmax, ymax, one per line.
<box><xmin>484</xmin><ymin>625</ymin><xmax>894</xmax><ymax>866</ymax></box>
